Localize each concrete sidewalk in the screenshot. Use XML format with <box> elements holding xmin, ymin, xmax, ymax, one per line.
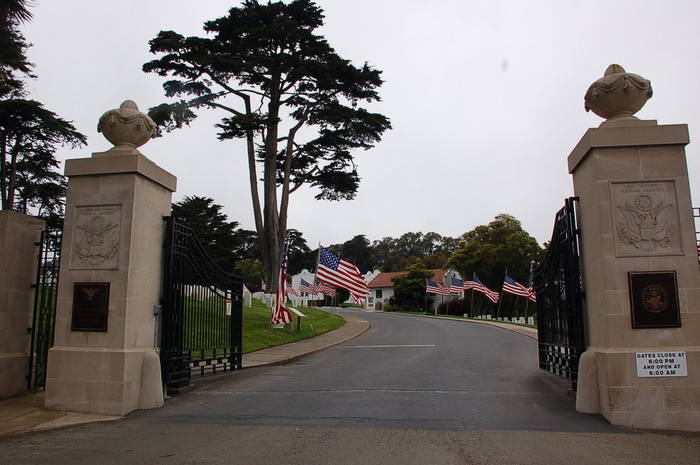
<box><xmin>0</xmin><ymin>311</ymin><xmax>370</xmax><ymax>437</ymax></box>
<box><xmin>243</xmin><ymin>312</ymin><xmax>370</xmax><ymax>368</ymax></box>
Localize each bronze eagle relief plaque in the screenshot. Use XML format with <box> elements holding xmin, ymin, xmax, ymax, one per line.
<box><xmin>71</xmin><ymin>282</ymin><xmax>110</xmax><ymax>331</ymax></box>
<box><xmin>628</xmin><ymin>271</ymin><xmax>681</xmax><ymax>329</ymax></box>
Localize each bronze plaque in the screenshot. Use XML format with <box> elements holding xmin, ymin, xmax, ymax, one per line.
<box><xmin>71</xmin><ymin>282</ymin><xmax>110</xmax><ymax>331</ymax></box>
<box><xmin>628</xmin><ymin>271</ymin><xmax>681</xmax><ymax>329</ymax></box>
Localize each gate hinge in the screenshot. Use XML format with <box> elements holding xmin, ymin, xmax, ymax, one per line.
<box><xmin>26</xmin><ymin>327</ymin><xmax>33</xmax><ymax>334</ymax></box>
<box><xmin>153</xmin><ymin>304</ymin><xmax>162</xmax><ymax>316</ymax></box>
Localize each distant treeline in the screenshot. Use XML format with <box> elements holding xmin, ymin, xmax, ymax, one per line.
<box><xmin>171</xmin><ymin>196</ymin><xmax>545</xmax><ymax>294</ymax></box>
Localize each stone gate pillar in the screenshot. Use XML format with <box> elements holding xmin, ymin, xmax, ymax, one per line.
<box><xmin>0</xmin><ymin>211</ymin><xmax>44</xmax><ymax>397</ymax></box>
<box><xmin>45</xmin><ymin>101</ymin><xmax>176</xmax><ymax>416</ymax></box>
<box><xmin>571</xmin><ymin>66</ymin><xmax>700</xmax><ymax>431</ymax></box>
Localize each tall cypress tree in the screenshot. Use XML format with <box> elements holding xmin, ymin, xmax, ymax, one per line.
<box><xmin>0</xmin><ymin>1</ymin><xmax>86</xmax><ymax>216</ymax></box>
<box><xmin>144</xmin><ymin>0</ymin><xmax>391</xmax><ymax>291</ymax></box>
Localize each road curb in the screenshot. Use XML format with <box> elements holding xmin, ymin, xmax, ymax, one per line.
<box><xmin>242</xmin><ymin>312</ymin><xmax>371</xmax><ymax>368</ymax></box>
<box><xmin>389</xmin><ymin>312</ymin><xmax>538</xmax><ymax>340</ymax></box>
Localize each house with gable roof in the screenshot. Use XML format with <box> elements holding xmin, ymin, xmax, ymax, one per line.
<box><xmin>366</xmin><ymin>268</ymin><xmax>462</xmax><ymax>312</ymax></box>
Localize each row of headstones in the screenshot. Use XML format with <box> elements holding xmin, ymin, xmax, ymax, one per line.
<box><xmin>182</xmin><ymin>284</ymin><xmax>255</xmax><ymax>308</ymax></box>
<box><xmin>252</xmin><ymin>292</ymin><xmax>310</xmax><ymax>308</ymax></box>
<box><xmin>251</xmin><ymin>292</ymin><xmax>323</xmax><ymax>312</ymax></box>
<box><xmin>467</xmin><ymin>314</ymin><xmax>536</xmax><ymax>325</ymax></box>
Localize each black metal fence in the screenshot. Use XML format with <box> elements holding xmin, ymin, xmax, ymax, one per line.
<box><xmin>27</xmin><ymin>227</ymin><xmax>62</xmax><ymax>390</ymax></box>
<box><xmin>533</xmin><ymin>197</ymin><xmax>586</xmax><ymax>391</ymax></box>
<box><xmin>160</xmin><ymin>217</ymin><xmax>243</xmax><ymax>391</ymax></box>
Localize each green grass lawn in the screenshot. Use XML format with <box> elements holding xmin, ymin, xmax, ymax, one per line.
<box><xmin>243</xmin><ymin>299</ymin><xmax>346</xmax><ymax>353</ymax></box>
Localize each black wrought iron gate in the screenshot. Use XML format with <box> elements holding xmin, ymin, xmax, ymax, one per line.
<box><xmin>160</xmin><ymin>217</ymin><xmax>243</xmax><ymax>391</ymax></box>
<box><xmin>533</xmin><ymin>197</ymin><xmax>586</xmax><ymax>390</ymax></box>
<box><xmin>27</xmin><ymin>226</ymin><xmax>62</xmax><ymax>390</ymax></box>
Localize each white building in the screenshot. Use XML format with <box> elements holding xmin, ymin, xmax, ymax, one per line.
<box><xmin>366</xmin><ymin>268</ymin><xmax>462</xmax><ymax>312</ymax></box>
<box><xmin>288</xmin><ymin>269</ymin><xmax>325</xmax><ymax>306</ymax></box>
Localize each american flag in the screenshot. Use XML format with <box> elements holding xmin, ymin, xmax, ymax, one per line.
<box><xmin>299</xmin><ymin>278</ymin><xmax>315</xmax><ymax>294</ymax></box>
<box><xmin>426</xmin><ymin>279</ymin><xmax>450</xmax><ymax>295</ymax></box>
<box><xmin>502</xmin><ymin>274</ymin><xmax>530</xmax><ymax>298</ymax></box>
<box><xmin>287</xmin><ymin>285</ymin><xmax>300</xmax><ymax>296</ymax></box>
<box><xmin>527</xmin><ymin>267</ymin><xmax>536</xmax><ymax>303</ymax></box>
<box><xmin>461</xmin><ymin>277</ymin><xmax>477</xmax><ymax>290</ymax></box>
<box><xmin>450</xmin><ymin>277</ymin><xmax>468</xmax><ymax>293</ymax></box>
<box><xmin>271</xmin><ymin>243</ymin><xmax>293</xmax><ymax>325</ymax></box>
<box><xmin>351</xmin><ymin>293</ymin><xmax>366</xmax><ymax>306</ymax></box>
<box><xmin>316</xmin><ymin>247</ymin><xmax>369</xmax><ymax>297</ymax></box>
<box><xmin>473</xmin><ymin>274</ymin><xmax>499</xmax><ymax>304</ymax></box>
<box><xmin>314</xmin><ymin>278</ymin><xmax>336</xmax><ymax>297</ymax></box>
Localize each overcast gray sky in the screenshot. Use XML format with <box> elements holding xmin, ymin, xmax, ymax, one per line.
<box><xmin>20</xmin><ymin>0</ymin><xmax>700</xmax><ymax>247</ymax></box>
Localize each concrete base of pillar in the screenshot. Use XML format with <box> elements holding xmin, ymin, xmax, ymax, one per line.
<box><xmin>45</xmin><ymin>346</ymin><xmax>163</xmax><ymax>416</ymax></box>
<box><xmin>575</xmin><ymin>350</ymin><xmax>600</xmax><ymax>414</ymax></box>
<box><xmin>576</xmin><ymin>347</ymin><xmax>700</xmax><ymax>431</ymax></box>
<box><xmin>0</xmin><ymin>354</ymin><xmax>28</xmax><ymax>398</ymax></box>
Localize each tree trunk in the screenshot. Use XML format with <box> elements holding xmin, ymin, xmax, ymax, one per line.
<box><xmin>278</xmin><ymin>113</ymin><xmax>306</xmax><ymax>271</ymax></box>
<box><xmin>261</xmin><ymin>75</ymin><xmax>282</xmax><ymax>293</ymax></box>
<box><xmin>0</xmin><ymin>132</ymin><xmax>7</xmax><ymax>210</ymax></box>
<box><xmin>242</xmin><ymin>95</ymin><xmax>267</xmax><ymax>289</ymax></box>
<box><xmin>6</xmin><ymin>138</ymin><xmax>21</xmax><ymax>211</ymax></box>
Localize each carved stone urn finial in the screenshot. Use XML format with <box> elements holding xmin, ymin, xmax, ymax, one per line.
<box><xmin>97</xmin><ymin>100</ymin><xmax>155</xmax><ymax>151</ymax></box>
<box><xmin>584</xmin><ymin>65</ymin><xmax>653</xmax><ymax>122</ymax></box>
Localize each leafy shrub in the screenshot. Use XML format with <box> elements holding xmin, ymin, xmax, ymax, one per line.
<box><xmin>438</xmin><ymin>298</ymin><xmax>470</xmax><ymax>316</ymax></box>
<box><xmin>384</xmin><ymin>296</ymin><xmax>424</xmax><ymax>313</ymax></box>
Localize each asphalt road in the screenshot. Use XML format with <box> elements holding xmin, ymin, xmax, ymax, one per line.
<box><xmin>1</xmin><ymin>310</ymin><xmax>698</xmax><ymax>465</ymax></box>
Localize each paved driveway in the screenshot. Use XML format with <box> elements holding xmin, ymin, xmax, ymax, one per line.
<box><xmin>1</xmin><ymin>310</ymin><xmax>697</xmax><ymax>465</ymax></box>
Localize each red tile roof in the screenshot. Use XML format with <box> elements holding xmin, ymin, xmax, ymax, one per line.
<box><xmin>368</xmin><ymin>269</ymin><xmax>447</xmax><ymax>288</ymax></box>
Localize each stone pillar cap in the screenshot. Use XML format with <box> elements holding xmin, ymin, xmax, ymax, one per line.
<box><xmin>97</xmin><ymin>100</ymin><xmax>156</xmax><ymax>153</ymax></box>
<box><xmin>584</xmin><ymin>65</ymin><xmax>653</xmax><ymax>125</ymax></box>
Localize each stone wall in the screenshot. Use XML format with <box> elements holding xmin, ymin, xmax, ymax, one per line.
<box><xmin>0</xmin><ymin>211</ymin><xmax>44</xmax><ymax>398</ymax></box>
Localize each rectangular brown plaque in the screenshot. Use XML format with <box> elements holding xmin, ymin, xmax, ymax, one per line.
<box><xmin>71</xmin><ymin>282</ymin><xmax>110</xmax><ymax>332</ymax></box>
<box><xmin>628</xmin><ymin>271</ymin><xmax>681</xmax><ymax>329</ymax></box>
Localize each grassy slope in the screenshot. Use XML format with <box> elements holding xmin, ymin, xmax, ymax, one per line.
<box><xmin>243</xmin><ymin>299</ymin><xmax>346</xmax><ymax>353</ymax></box>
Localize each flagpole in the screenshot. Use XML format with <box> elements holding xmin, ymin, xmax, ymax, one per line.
<box><xmin>524</xmin><ymin>260</ymin><xmax>534</xmax><ymax>319</ymax></box>
<box><xmin>314</xmin><ymin>243</ymin><xmax>321</xmax><ymax>278</ymax></box>
<box><xmin>496</xmin><ymin>270</ymin><xmax>505</xmax><ymax>319</ymax></box>
<box><xmin>424</xmin><ymin>279</ymin><xmax>428</xmax><ymax>313</ymax></box>
<box><xmin>470</xmin><ymin>271</ymin><xmax>475</xmax><ymax>318</ymax></box>
<box><xmin>524</xmin><ymin>295</ymin><xmax>530</xmax><ymax>319</ymax></box>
